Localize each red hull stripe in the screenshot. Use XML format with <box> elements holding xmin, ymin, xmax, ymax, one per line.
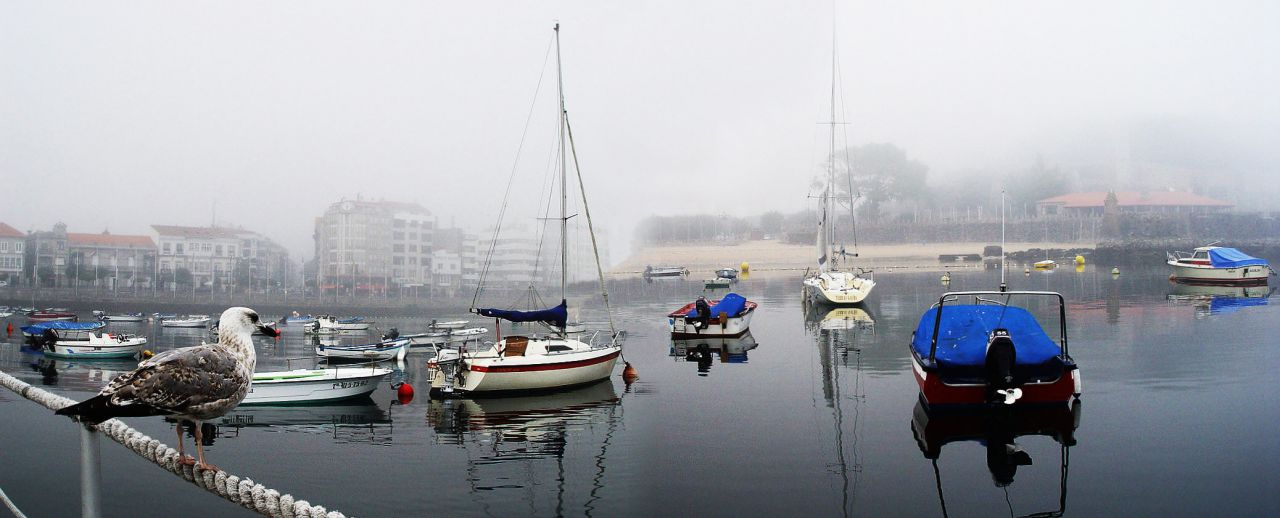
<box><xmin>471</xmin><ymin>350</ymin><xmax>620</xmax><ymax>373</ymax></box>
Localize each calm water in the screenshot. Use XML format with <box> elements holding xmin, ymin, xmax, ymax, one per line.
<box><xmin>2</xmin><ymin>265</ymin><xmax>1278</xmax><ymax>517</ymax></box>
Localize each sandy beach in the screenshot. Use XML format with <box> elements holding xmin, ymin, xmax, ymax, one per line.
<box><xmin>611</xmin><ymin>240</ymin><xmax>1082</xmax><ymax>277</ymax></box>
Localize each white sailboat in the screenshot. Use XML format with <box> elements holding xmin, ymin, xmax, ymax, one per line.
<box><xmin>802</xmin><ymin>33</ymin><xmax>875</xmax><ymax>305</ymax></box>
<box><xmin>427</xmin><ymin>24</ymin><xmax>623</xmax><ymax>396</ymax></box>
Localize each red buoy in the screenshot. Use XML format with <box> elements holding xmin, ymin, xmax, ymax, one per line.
<box><xmin>5</xmin><ymin>322</ymin><xmax>11</xmax><ymax>336</ymax></box>
<box><xmin>396</xmin><ymin>382</ymin><xmax>415</xmax><ymax>404</ymax></box>
<box><xmin>622</xmin><ymin>362</ymin><xmax>639</xmax><ymax>384</ymax></box>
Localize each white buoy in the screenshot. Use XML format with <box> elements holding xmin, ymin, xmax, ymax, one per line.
<box><xmin>1111</xmin><ymin>267</ymin><xmax>1120</xmax><ymax>275</ymax></box>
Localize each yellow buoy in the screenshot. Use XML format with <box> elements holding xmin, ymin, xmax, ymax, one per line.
<box><xmin>940</xmin><ymin>272</ymin><xmax>951</xmax><ymax>284</ymax></box>
<box><xmin>1074</xmin><ymin>254</ymin><xmax>1085</xmax><ymax>265</ymax></box>
<box><xmin>740</xmin><ymin>262</ymin><xmax>750</xmax><ymax>275</ymax></box>
<box><xmin>142</xmin><ymin>350</ymin><xmax>154</xmax><ymax>359</ymax></box>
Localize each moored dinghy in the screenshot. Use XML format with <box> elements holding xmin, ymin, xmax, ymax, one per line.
<box><xmin>315</xmin><ymin>337</ymin><xmax>409</xmax><ymax>362</ymax></box>
<box><xmin>242</xmin><ymin>365</ymin><xmax>393</xmax><ymax>405</ymax></box>
<box><xmin>667</xmin><ymin>293</ymin><xmax>757</xmax><ymax>338</ymax></box>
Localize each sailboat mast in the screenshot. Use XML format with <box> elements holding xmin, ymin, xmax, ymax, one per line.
<box><xmin>826</xmin><ymin>29</ymin><xmax>838</xmax><ymax>271</ymax></box>
<box><xmin>555</xmin><ymin>23</ymin><xmax>568</xmax><ymax>302</ymax></box>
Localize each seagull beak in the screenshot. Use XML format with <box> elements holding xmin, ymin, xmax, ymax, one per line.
<box><xmin>257</xmin><ymin>323</ymin><xmax>280</xmax><ymax>337</ymax></box>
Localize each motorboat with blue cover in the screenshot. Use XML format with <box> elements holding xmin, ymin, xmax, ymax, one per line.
<box><xmin>667</xmin><ymin>292</ymin><xmax>757</xmax><ymax>338</ymax></box>
<box><xmin>909</xmin><ymin>290</ymin><xmax>1080</xmax><ymax>406</ymax></box>
<box><xmin>1167</xmin><ymin>245</ymin><xmax>1272</xmax><ymax>285</ymax></box>
<box><xmin>21</xmin><ymin>321</ymin><xmax>105</xmax><ymax>339</ymax></box>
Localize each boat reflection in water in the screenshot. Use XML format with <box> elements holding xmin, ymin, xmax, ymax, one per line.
<box><xmin>426</xmin><ymin>380</ymin><xmax>622</xmax><ymax>508</ymax></box>
<box><xmin>804</xmin><ymin>304</ymin><xmax>875</xmax><ymax>332</ymax></box>
<box><xmin>669</xmin><ymin>331</ymin><xmax>759</xmax><ymax>375</ymax></box>
<box><xmin>24</xmin><ymin>357</ymin><xmax>139</xmax><ymax>390</ymax></box>
<box><xmin>1167</xmin><ymin>283</ymin><xmax>1274</xmax><ymax>317</ymax></box>
<box><xmin>910</xmin><ymin>399</ymin><xmax>1081</xmax><ymax>516</ymax></box>
<box><xmin>212</xmin><ymin>401</ymin><xmax>393</xmax><ymax>444</ymax></box>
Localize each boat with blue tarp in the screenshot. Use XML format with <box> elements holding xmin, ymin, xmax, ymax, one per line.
<box><xmin>667</xmin><ymin>293</ymin><xmax>757</xmax><ymax>338</ymax></box>
<box><xmin>909</xmin><ymin>290</ymin><xmax>1081</xmax><ymax>407</ymax></box>
<box><xmin>21</xmin><ymin>321</ymin><xmax>105</xmax><ymax>339</ymax></box>
<box><xmin>1167</xmin><ymin>245</ymin><xmax>1272</xmax><ymax>285</ymax></box>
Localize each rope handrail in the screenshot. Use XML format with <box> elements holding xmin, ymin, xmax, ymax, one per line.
<box><xmin>0</xmin><ymin>370</ymin><xmax>348</xmax><ymax>518</ymax></box>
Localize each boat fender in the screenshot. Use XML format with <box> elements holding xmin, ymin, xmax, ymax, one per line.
<box><xmin>395</xmin><ymin>382</ymin><xmax>414</xmax><ymax>404</ymax></box>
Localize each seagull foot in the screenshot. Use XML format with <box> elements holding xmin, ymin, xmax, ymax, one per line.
<box><xmin>178</xmin><ymin>456</ymin><xmax>196</xmax><ymax>467</ymax></box>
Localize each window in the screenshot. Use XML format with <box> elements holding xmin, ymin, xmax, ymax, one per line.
<box><xmin>409</xmin><ymin>245</ymin><xmax>417</xmax><ymax>252</ymax></box>
<box><xmin>392</xmin><ymin>244</ymin><xmax>404</xmax><ymax>253</ymax></box>
<box><xmin>393</xmin><ymin>232</ymin><xmax>404</xmax><ymax>240</ymax></box>
<box><xmin>393</xmin><ymin>257</ymin><xmax>404</xmax><ymax>265</ymax></box>
<box><xmin>175</xmin><ymin>244</ymin><xmax>184</xmax><ymax>255</ymax></box>
<box><xmin>14</xmin><ymin>242</ymin><xmax>22</xmax><ymax>253</ymax></box>
<box><xmin>393</xmin><ymin>219</ymin><xmax>405</xmax><ymax>228</ymax></box>
<box><xmin>203</xmin><ymin>243</ymin><xmax>212</xmax><ymax>252</ymax></box>
<box><xmin>215</xmin><ymin>245</ymin><xmax>223</xmax><ymax>256</ymax></box>
<box><xmin>163</xmin><ymin>243</ymin><xmax>171</xmax><ymax>254</ymax></box>
<box><xmin>128</xmin><ymin>257</ymin><xmax>135</xmax><ymax>268</ymax></box>
<box><xmin>0</xmin><ymin>242</ymin><xmax>7</xmax><ymax>252</ymax></box>
<box><xmin>409</xmin><ymin>233</ymin><xmax>417</xmax><ymax>240</ymax></box>
<box><xmin>228</xmin><ymin>246</ymin><xmax>235</xmax><ymax>256</ymax></box>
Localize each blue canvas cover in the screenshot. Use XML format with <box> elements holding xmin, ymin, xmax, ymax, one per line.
<box><xmin>21</xmin><ymin>321</ymin><xmax>105</xmax><ymax>334</ymax></box>
<box><xmin>910</xmin><ymin>305</ymin><xmax>1062</xmax><ymax>367</ymax></box>
<box><xmin>478</xmin><ymin>300</ymin><xmax>568</xmax><ymax>328</ymax></box>
<box><xmin>1208</xmin><ymin>248</ymin><xmax>1269</xmax><ymax>268</ymax></box>
<box><xmin>687</xmin><ymin>293</ymin><xmax>748</xmax><ymax>318</ymax></box>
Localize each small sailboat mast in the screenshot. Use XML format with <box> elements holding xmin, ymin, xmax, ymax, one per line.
<box><xmin>555</xmin><ymin>22</ymin><xmax>569</xmax><ymax>307</ymax></box>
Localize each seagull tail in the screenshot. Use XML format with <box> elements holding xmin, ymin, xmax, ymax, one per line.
<box><xmin>55</xmin><ymin>394</ymin><xmax>160</xmax><ymax>424</ymax></box>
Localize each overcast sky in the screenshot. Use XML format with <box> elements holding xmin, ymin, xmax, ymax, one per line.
<box><xmin>3</xmin><ymin>1</ymin><xmax>1277</xmax><ymax>260</ymax></box>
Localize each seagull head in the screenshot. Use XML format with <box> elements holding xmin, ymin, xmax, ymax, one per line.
<box><xmin>218</xmin><ymin>306</ymin><xmax>279</xmax><ymax>339</ymax></box>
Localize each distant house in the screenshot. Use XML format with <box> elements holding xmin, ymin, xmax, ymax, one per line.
<box><xmin>1036</xmin><ymin>191</ymin><xmax>1232</xmax><ymax>218</ymax></box>
<box><xmin>66</xmin><ymin>231</ymin><xmax>157</xmax><ymax>289</ymax></box>
<box><xmin>0</xmin><ymin>222</ymin><xmax>24</xmax><ymax>284</ymax></box>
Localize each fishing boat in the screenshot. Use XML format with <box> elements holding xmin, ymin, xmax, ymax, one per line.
<box><xmin>911</xmin><ymin>400</ymin><xmax>1079</xmax><ymax>515</ymax></box>
<box><xmin>41</xmin><ymin>328</ymin><xmax>148</xmax><ymax>359</ymax></box>
<box><xmin>100</xmin><ymin>312</ymin><xmax>145</xmax><ymax>322</ymax></box>
<box><xmin>21</xmin><ymin>321</ymin><xmax>105</xmax><ymax>339</ymax></box>
<box><xmin>426</xmin><ymin>24</ymin><xmax>623</xmax><ymax>397</ymax></box>
<box><xmin>666</xmin><ymin>293</ymin><xmax>757</xmax><ymax>338</ymax></box>
<box><xmin>241</xmin><ymin>365</ymin><xmax>393</xmax><ymax>405</ymax></box>
<box><xmin>643</xmin><ymin>265</ymin><xmax>688</xmax><ymax>278</ymax></box>
<box><xmin>28</xmin><ymin>310</ymin><xmax>77</xmax><ymax>322</ymax></box>
<box><xmin>909</xmin><ymin>290</ymin><xmax>1081</xmax><ymax>407</ymax></box>
<box><xmin>800</xmin><ymin>39</ymin><xmax>874</xmax><ymax>306</ymax></box>
<box><xmin>315</xmin><ymin>337</ymin><xmax>409</xmax><ymax>362</ymax></box>
<box><xmin>1167</xmin><ymin>245</ymin><xmax>1272</xmax><ymax>285</ymax></box>
<box><xmin>283</xmin><ymin>313</ymin><xmax>317</xmax><ymax>326</ymax></box>
<box><xmin>401</xmin><ymin>326</ymin><xmax>488</xmax><ymax>348</ymax></box>
<box><xmin>161</xmin><ymin>315</ymin><xmax>210</xmax><ymax>328</ymax></box>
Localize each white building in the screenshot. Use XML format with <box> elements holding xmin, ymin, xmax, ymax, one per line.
<box><xmin>152</xmin><ymin>225</ymin><xmax>241</xmax><ymax>289</ymax></box>
<box><xmin>0</xmin><ymin>222</ymin><xmax>24</xmax><ymax>285</ymax></box>
<box><xmin>313</xmin><ymin>199</ymin><xmax>436</xmax><ymax>296</ymax></box>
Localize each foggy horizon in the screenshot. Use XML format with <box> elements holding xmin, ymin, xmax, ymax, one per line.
<box><xmin>4</xmin><ymin>1</ymin><xmax>1277</xmax><ymax>262</ymax></box>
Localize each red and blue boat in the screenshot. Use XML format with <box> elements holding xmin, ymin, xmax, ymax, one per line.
<box><xmin>909</xmin><ymin>290</ymin><xmax>1081</xmax><ymax>407</ymax></box>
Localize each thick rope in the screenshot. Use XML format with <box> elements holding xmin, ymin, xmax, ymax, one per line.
<box><xmin>0</xmin><ymin>370</ymin><xmax>348</xmax><ymax>518</ymax></box>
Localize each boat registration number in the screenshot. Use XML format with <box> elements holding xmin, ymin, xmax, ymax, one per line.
<box><xmin>333</xmin><ymin>380</ymin><xmax>368</xmax><ymax>389</ymax></box>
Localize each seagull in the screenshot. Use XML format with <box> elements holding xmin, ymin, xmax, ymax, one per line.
<box><xmin>56</xmin><ymin>306</ymin><xmax>278</xmax><ymax>471</ymax></box>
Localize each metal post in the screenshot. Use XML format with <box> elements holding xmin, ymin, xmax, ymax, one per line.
<box><xmin>80</xmin><ymin>425</ymin><xmax>101</xmax><ymax>518</ymax></box>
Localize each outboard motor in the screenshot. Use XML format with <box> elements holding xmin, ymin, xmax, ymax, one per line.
<box><xmin>383</xmin><ymin>327</ymin><xmax>400</xmax><ymax>341</ymax></box>
<box><xmin>984</xmin><ymin>329</ymin><xmax>1020</xmax><ymax>404</ymax></box>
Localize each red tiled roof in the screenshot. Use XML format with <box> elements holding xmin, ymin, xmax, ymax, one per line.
<box><xmin>0</xmin><ymin>222</ymin><xmax>22</xmax><ymax>238</ymax></box>
<box><xmin>1037</xmin><ymin>191</ymin><xmax>1232</xmax><ymax>208</ymax></box>
<box><xmin>68</xmin><ymin>232</ymin><xmax>156</xmax><ymax>248</ymax></box>
<box><xmin>151</xmin><ymin>225</ymin><xmax>243</xmax><ymax>239</ymax></box>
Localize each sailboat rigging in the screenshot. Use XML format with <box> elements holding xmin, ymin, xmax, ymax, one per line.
<box><xmin>802</xmin><ymin>28</ymin><xmax>875</xmax><ymax>305</ymax></box>
<box><xmin>426</xmin><ymin>24</ymin><xmax>623</xmax><ymax>396</ymax></box>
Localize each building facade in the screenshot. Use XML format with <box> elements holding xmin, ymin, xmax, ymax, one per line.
<box><xmin>25</xmin><ymin>222</ymin><xmax>69</xmax><ymax>287</ymax></box>
<box><xmin>0</xmin><ymin>222</ymin><xmax>24</xmax><ymax>285</ymax></box>
<box><xmin>1037</xmin><ymin>191</ymin><xmax>1233</xmax><ymax>218</ymax></box>
<box><xmin>66</xmin><ymin>231</ymin><xmax>157</xmax><ymax>289</ymax></box>
<box><xmin>314</xmin><ymin>199</ymin><xmax>435</xmax><ymax>296</ymax></box>
<box><xmin>152</xmin><ymin>225</ymin><xmax>289</xmax><ymax>291</ymax></box>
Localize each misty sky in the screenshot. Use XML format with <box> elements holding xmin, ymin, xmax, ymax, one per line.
<box><xmin>3</xmin><ymin>1</ymin><xmax>1277</xmax><ymax>260</ymax></box>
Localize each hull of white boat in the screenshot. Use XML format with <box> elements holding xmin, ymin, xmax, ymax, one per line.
<box><xmin>429</xmin><ymin>343</ymin><xmax>620</xmax><ymax>394</ymax></box>
<box><xmin>315</xmin><ymin>339</ymin><xmax>408</xmax><ymax>361</ymax></box>
<box><xmin>102</xmin><ymin>315</ymin><xmax>145</xmax><ymax>322</ymax></box>
<box><xmin>162</xmin><ymin>318</ymin><xmax>210</xmax><ymax>328</ymax></box>
<box><xmin>429</xmin><ymin>320</ymin><xmax>468</xmax><ymax>330</ymax></box>
<box><xmin>804</xmin><ymin>272</ymin><xmax>875</xmax><ymax>305</ymax></box>
<box><xmin>406</xmin><ymin>327</ymin><xmax>487</xmax><ymax>347</ymax></box>
<box><xmin>243</xmin><ymin>367</ymin><xmax>391</xmax><ymax>404</ymax></box>
<box><xmin>669</xmin><ymin>310</ymin><xmax>753</xmax><ymax>338</ymax></box>
<box><xmin>45</xmin><ymin>337</ymin><xmax>147</xmax><ymax>359</ymax></box>
<box><xmin>1168</xmin><ymin>261</ymin><xmax>1271</xmax><ymax>285</ymax></box>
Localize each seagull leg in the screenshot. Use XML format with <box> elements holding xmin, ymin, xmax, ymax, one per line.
<box><xmin>192</xmin><ymin>420</ymin><xmax>218</xmax><ymax>472</ymax></box>
<box><xmin>174</xmin><ymin>420</ymin><xmax>196</xmax><ymax>466</ymax></box>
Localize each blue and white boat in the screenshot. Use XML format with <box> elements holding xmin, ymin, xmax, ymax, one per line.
<box><xmin>21</xmin><ymin>321</ymin><xmax>105</xmax><ymax>339</ymax></box>
<box><xmin>909</xmin><ymin>290</ymin><xmax>1081</xmax><ymax>407</ymax></box>
<box><xmin>41</xmin><ymin>328</ymin><xmax>148</xmax><ymax>359</ymax></box>
<box><xmin>1167</xmin><ymin>245</ymin><xmax>1272</xmax><ymax>285</ymax></box>
<box><xmin>284</xmin><ymin>314</ymin><xmax>317</xmax><ymax>326</ymax></box>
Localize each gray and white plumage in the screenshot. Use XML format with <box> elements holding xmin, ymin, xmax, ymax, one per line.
<box><xmin>58</xmin><ymin>306</ymin><xmax>273</xmax><ymax>423</ymax></box>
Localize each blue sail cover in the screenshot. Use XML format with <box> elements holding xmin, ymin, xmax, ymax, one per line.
<box><xmin>687</xmin><ymin>293</ymin><xmax>749</xmax><ymax>318</ymax></box>
<box><xmin>478</xmin><ymin>300</ymin><xmax>568</xmax><ymax>328</ymax></box>
<box><xmin>910</xmin><ymin>305</ymin><xmax>1062</xmax><ymax>367</ymax></box>
<box><xmin>21</xmin><ymin>321</ymin><xmax>105</xmax><ymax>334</ymax></box>
<box><xmin>1208</xmin><ymin>248</ymin><xmax>1269</xmax><ymax>268</ymax></box>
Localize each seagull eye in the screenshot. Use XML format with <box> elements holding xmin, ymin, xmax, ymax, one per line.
<box><xmin>249</xmin><ymin>312</ymin><xmax>259</xmax><ymax>323</ymax></box>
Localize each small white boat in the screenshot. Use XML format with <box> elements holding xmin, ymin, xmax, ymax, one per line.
<box><xmin>667</xmin><ymin>293</ymin><xmax>757</xmax><ymax>338</ymax></box>
<box><xmin>242</xmin><ymin>366</ymin><xmax>393</xmax><ymax>405</ymax></box>
<box><xmin>643</xmin><ymin>265</ymin><xmax>688</xmax><ymax>277</ymax></box>
<box><xmin>315</xmin><ymin>337</ymin><xmax>409</xmax><ymax>362</ymax></box>
<box><xmin>1167</xmin><ymin>245</ymin><xmax>1272</xmax><ymax>285</ymax></box>
<box><xmin>715</xmin><ymin>267</ymin><xmax>739</xmax><ymax>280</ymax></box>
<box><xmin>704</xmin><ymin>277</ymin><xmax>734</xmax><ymax>288</ymax></box>
<box><xmin>310</xmin><ymin>315</ymin><xmax>372</xmax><ymax>332</ymax></box>
<box><xmin>101</xmin><ymin>313</ymin><xmax>145</xmax><ymax>322</ymax></box>
<box><xmin>284</xmin><ymin>313</ymin><xmax>317</xmax><ymax>326</ymax></box>
<box><xmin>1033</xmin><ymin>260</ymin><xmax>1057</xmax><ymax>270</ymax></box>
<box><xmin>42</xmin><ymin>329</ymin><xmax>148</xmax><ymax>359</ymax></box>
<box><xmin>403</xmin><ymin>327</ymin><xmax>488</xmax><ymax>348</ymax></box>
<box><xmin>161</xmin><ymin>315</ymin><xmax>211</xmax><ymax>328</ymax></box>
<box><xmin>427</xmin><ymin>332</ymin><xmax>620</xmax><ymax>396</ymax></box>
<box><xmin>428</xmin><ymin>320</ymin><xmax>469</xmax><ymax>330</ymax></box>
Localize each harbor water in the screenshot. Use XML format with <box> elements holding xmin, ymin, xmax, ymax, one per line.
<box><xmin>1</xmin><ymin>265</ymin><xmax>1278</xmax><ymax>516</ymax></box>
